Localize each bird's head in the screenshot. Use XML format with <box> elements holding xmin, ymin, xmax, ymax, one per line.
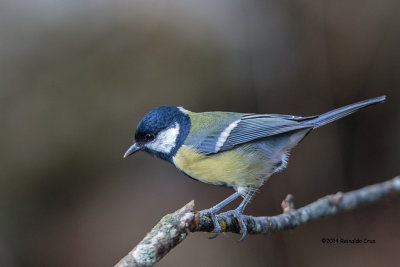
<box><xmin>124</xmin><ymin>106</ymin><xmax>191</xmax><ymax>161</ymax></box>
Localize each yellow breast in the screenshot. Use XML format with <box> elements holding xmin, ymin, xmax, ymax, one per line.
<box><xmin>172</xmin><ymin>145</ymin><xmax>269</xmax><ymax>189</ymax></box>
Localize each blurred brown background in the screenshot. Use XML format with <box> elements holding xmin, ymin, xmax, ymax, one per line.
<box><xmin>1</xmin><ymin>0</ymin><xmax>399</xmax><ymax>266</ymax></box>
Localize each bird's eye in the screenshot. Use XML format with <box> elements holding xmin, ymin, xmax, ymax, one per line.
<box><xmin>145</xmin><ymin>133</ymin><xmax>155</xmax><ymax>142</ymax></box>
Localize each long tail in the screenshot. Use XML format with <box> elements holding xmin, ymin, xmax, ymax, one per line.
<box><xmin>305</xmin><ymin>95</ymin><xmax>386</xmax><ymax>128</ymax></box>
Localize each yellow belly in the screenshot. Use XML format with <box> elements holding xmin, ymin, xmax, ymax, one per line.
<box><xmin>172</xmin><ymin>145</ymin><xmax>271</xmax><ymax>189</ymax></box>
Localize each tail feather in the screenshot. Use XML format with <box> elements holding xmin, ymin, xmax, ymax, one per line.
<box><xmin>306</xmin><ymin>95</ymin><xmax>386</xmax><ymax>128</ymax></box>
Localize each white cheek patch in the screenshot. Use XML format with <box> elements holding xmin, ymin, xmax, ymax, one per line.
<box><xmin>146</xmin><ymin>122</ymin><xmax>180</xmax><ymax>154</ymax></box>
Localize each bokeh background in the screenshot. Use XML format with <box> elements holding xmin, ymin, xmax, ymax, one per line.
<box><xmin>1</xmin><ymin>0</ymin><xmax>399</xmax><ymax>266</ymax></box>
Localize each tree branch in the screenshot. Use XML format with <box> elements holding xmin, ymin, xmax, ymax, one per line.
<box><xmin>115</xmin><ymin>176</ymin><xmax>400</xmax><ymax>267</ymax></box>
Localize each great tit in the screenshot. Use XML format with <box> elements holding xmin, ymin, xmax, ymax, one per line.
<box><xmin>124</xmin><ymin>95</ymin><xmax>385</xmax><ymax>240</ymax></box>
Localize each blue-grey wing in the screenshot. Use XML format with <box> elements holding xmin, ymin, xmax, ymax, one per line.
<box><xmin>243</xmin><ymin>113</ymin><xmax>317</xmax><ymax>121</ymax></box>
<box><xmin>183</xmin><ymin>112</ymin><xmax>243</xmax><ymax>154</ymax></box>
<box><xmin>195</xmin><ymin>113</ymin><xmax>316</xmax><ymax>155</ymax></box>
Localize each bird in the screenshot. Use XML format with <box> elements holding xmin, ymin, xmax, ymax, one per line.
<box><xmin>123</xmin><ymin>95</ymin><xmax>386</xmax><ymax>240</ymax></box>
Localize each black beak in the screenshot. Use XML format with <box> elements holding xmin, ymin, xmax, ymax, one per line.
<box><xmin>123</xmin><ymin>143</ymin><xmax>141</xmax><ymax>158</ymax></box>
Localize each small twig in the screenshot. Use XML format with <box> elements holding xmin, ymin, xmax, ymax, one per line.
<box><xmin>281</xmin><ymin>194</ymin><xmax>295</xmax><ymax>213</ymax></box>
<box><xmin>115</xmin><ymin>176</ymin><xmax>400</xmax><ymax>267</ymax></box>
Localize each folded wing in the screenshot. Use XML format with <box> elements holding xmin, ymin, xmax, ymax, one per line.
<box><xmin>192</xmin><ymin>113</ymin><xmax>316</xmax><ymax>155</ymax></box>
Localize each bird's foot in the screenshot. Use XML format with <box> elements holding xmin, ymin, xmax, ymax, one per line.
<box><xmin>219</xmin><ymin>208</ymin><xmax>247</xmax><ymax>241</ymax></box>
<box><xmin>199</xmin><ymin>208</ymin><xmax>221</xmax><ymax>239</ymax></box>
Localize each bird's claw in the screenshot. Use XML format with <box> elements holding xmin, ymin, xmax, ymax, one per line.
<box><xmin>220</xmin><ymin>209</ymin><xmax>247</xmax><ymax>242</ymax></box>
<box><xmin>200</xmin><ymin>206</ymin><xmax>248</xmax><ymax>241</ymax></box>
<box><xmin>200</xmin><ymin>208</ymin><xmax>221</xmax><ymax>239</ymax></box>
